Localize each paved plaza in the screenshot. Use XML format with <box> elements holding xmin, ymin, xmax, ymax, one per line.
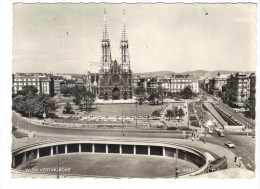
<box><xmin>17</xmin><ymin>153</ymin><xmax>199</xmax><ymax>178</ymax></box>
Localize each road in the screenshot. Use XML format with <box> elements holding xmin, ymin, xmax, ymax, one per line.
<box><xmin>12</xmin><ymin>108</ymin><xmax>255</xmax><ymax>171</ymax></box>
<box><xmin>203</xmin><ymin>92</ymin><xmax>255</xmax><ymax>129</ymax></box>
<box><xmin>192</xmin><ymin>93</ymin><xmax>255</xmax><ymax>171</ymax></box>
<box><xmin>12</xmin><ymin>112</ymin><xmax>189</xmax><ymax>139</ymax></box>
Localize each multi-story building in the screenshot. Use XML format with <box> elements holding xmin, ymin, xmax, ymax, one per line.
<box><xmin>133</xmin><ymin>76</ymin><xmax>148</xmax><ymax>91</ymax></box>
<box><xmin>12</xmin><ymin>73</ymin><xmax>54</xmax><ymax>96</ymax></box>
<box><xmin>60</xmin><ymin>79</ymin><xmax>86</xmax><ymax>88</ymax></box>
<box><xmin>203</xmin><ymin>78</ymin><xmax>209</xmax><ymax>92</ymax></box>
<box><xmin>98</xmin><ymin>9</ymin><xmax>133</xmax><ymax>100</ymax></box>
<box><xmin>249</xmin><ymin>73</ymin><xmax>255</xmax><ymax>119</ymax></box>
<box><xmin>53</xmin><ymin>75</ymin><xmax>64</xmax><ymax>95</ymax></box>
<box><xmin>160</xmin><ymin>78</ymin><xmax>171</xmax><ymax>95</ymax></box>
<box><xmin>159</xmin><ymin>74</ymin><xmax>198</xmax><ymax>95</ymax></box>
<box><xmin>226</xmin><ymin>72</ymin><xmax>250</xmax><ymax>107</ymax></box>
<box><xmin>191</xmin><ymin>79</ymin><xmax>199</xmax><ymax>94</ymax></box>
<box><xmin>147</xmin><ymin>77</ymin><xmax>159</xmax><ymax>93</ymax></box>
<box><xmin>170</xmin><ymin>74</ymin><xmax>192</xmax><ymax>94</ymax></box>
<box><xmin>210</xmin><ymin>72</ymin><xmax>228</xmax><ymax>97</ymax></box>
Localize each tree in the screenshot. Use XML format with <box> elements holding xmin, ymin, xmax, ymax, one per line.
<box><xmin>12</xmin><ymin>92</ymin><xmax>58</xmax><ymax>118</ymax></box>
<box><xmin>151</xmin><ymin>110</ymin><xmax>160</xmax><ymax>117</ymax></box>
<box><xmin>173</xmin><ymin>107</ymin><xmax>179</xmax><ymax>118</ymax></box>
<box><xmin>147</xmin><ymin>92</ymin><xmax>160</xmax><ymax>104</ymax></box>
<box><xmin>17</xmin><ymin>85</ymin><xmax>38</xmax><ymax>96</ymax></box>
<box><xmin>134</xmin><ymin>87</ymin><xmax>146</xmax><ymax>96</ymax></box>
<box><xmin>80</xmin><ymin>92</ymin><xmax>95</xmax><ymax>112</ymax></box>
<box><xmin>63</xmin><ymin>103</ymin><xmax>73</xmax><ymax>114</ymax></box>
<box><xmin>166</xmin><ymin>109</ymin><xmax>174</xmax><ymax>121</ymax></box>
<box><xmin>180</xmin><ymin>85</ymin><xmax>193</xmax><ymax>99</ymax></box>
<box><xmin>60</xmin><ymin>86</ymin><xmax>71</xmax><ymax>96</ymax></box>
<box><xmin>178</xmin><ymin>107</ymin><xmax>185</xmax><ymax>118</ymax></box>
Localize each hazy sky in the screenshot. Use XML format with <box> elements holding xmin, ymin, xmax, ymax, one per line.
<box><xmin>13</xmin><ymin>3</ymin><xmax>257</xmax><ymax>74</ymax></box>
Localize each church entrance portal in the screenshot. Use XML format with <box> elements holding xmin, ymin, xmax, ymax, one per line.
<box><xmin>123</xmin><ymin>92</ymin><xmax>128</xmax><ymax>100</ymax></box>
<box><xmin>112</xmin><ymin>88</ymin><xmax>120</xmax><ymax>100</ymax></box>
<box><xmin>104</xmin><ymin>93</ymin><xmax>109</xmax><ymax>100</ymax></box>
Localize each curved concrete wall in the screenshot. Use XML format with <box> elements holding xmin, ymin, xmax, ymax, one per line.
<box><xmin>12</xmin><ymin>139</ymin><xmax>208</xmax><ymax>178</ymax></box>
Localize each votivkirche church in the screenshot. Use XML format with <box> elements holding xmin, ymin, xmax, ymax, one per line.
<box><xmin>97</xmin><ymin>9</ymin><xmax>133</xmax><ymax>100</ymax></box>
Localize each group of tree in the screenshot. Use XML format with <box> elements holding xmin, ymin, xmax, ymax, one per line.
<box><xmin>74</xmin><ymin>91</ymin><xmax>95</xmax><ymax>112</ymax></box>
<box><xmin>165</xmin><ymin>107</ymin><xmax>185</xmax><ymax>121</ymax></box>
<box><xmin>147</xmin><ymin>89</ymin><xmax>164</xmax><ymax>105</ymax></box>
<box><xmin>60</xmin><ymin>85</ymin><xmax>86</xmax><ymax>97</ymax></box>
<box><xmin>63</xmin><ymin>103</ymin><xmax>74</xmax><ymax>114</ymax></box>
<box><xmin>12</xmin><ymin>86</ymin><xmax>58</xmax><ymax>118</ymax></box>
<box><xmin>180</xmin><ymin>86</ymin><xmax>196</xmax><ymax>99</ymax></box>
<box><xmin>60</xmin><ymin>85</ymin><xmax>95</xmax><ymax>111</ymax></box>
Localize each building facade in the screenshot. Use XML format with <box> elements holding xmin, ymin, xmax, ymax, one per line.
<box><xmin>98</xmin><ymin>9</ymin><xmax>133</xmax><ymax>100</ymax></box>
<box><xmin>249</xmin><ymin>73</ymin><xmax>255</xmax><ymax>118</ymax></box>
<box><xmin>226</xmin><ymin>72</ymin><xmax>250</xmax><ymax>107</ymax></box>
<box><xmin>210</xmin><ymin>72</ymin><xmax>228</xmax><ymax>97</ymax></box>
<box><xmin>12</xmin><ymin>73</ymin><xmax>54</xmax><ymax>96</ymax></box>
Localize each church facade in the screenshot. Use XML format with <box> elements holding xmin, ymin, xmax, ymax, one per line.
<box><xmin>98</xmin><ymin>9</ymin><xmax>133</xmax><ymax>100</ymax></box>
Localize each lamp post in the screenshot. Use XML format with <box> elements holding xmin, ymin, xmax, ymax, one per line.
<box><xmin>135</xmin><ymin>102</ymin><xmax>138</xmax><ymax>128</ymax></box>
<box><xmin>43</xmin><ymin>108</ymin><xmax>46</xmax><ymax>123</ymax></box>
<box><xmin>121</xmin><ymin>110</ymin><xmax>124</xmax><ymax>137</ymax></box>
<box><xmin>187</xmin><ymin>102</ymin><xmax>189</xmax><ymax>129</ymax></box>
<box><xmin>29</xmin><ymin>110</ymin><xmax>31</xmax><ymax>133</ymax></box>
<box><xmin>56</xmin><ymin>146</ymin><xmax>59</xmax><ymax>179</ymax></box>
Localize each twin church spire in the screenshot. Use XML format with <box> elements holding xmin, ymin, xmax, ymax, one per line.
<box><xmin>101</xmin><ymin>9</ymin><xmax>130</xmax><ymax>72</ymax></box>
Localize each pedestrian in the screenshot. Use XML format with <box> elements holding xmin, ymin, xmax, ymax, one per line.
<box><xmin>197</xmin><ymin>133</ymin><xmax>199</xmax><ymax>141</ymax></box>
<box><xmin>238</xmin><ymin>157</ymin><xmax>242</xmax><ymax>167</ymax></box>
<box><xmin>234</xmin><ymin>156</ymin><xmax>237</xmax><ymax>163</ymax></box>
<box><xmin>175</xmin><ymin>168</ymin><xmax>180</xmax><ymax>178</ymax></box>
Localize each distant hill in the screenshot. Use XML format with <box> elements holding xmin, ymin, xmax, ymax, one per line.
<box><xmin>134</xmin><ymin>71</ymin><xmax>173</xmax><ymax>77</ymax></box>
<box><xmin>134</xmin><ymin>70</ymin><xmax>243</xmax><ymax>80</ymax></box>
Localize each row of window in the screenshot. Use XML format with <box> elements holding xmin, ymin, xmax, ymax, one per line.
<box><xmin>13</xmin><ymin>82</ymin><xmax>40</xmax><ymax>86</ymax></box>
<box><xmin>14</xmin><ymin>78</ymin><xmax>40</xmax><ymax>82</ymax></box>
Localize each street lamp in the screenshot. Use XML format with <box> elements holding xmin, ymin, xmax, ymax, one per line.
<box><xmin>28</xmin><ymin>109</ymin><xmax>32</xmax><ymax>133</ymax></box>
<box><xmin>121</xmin><ymin>110</ymin><xmax>124</xmax><ymax>137</ymax></box>
<box><xmin>56</xmin><ymin>146</ymin><xmax>59</xmax><ymax>179</ymax></box>
<box><xmin>135</xmin><ymin>101</ymin><xmax>138</xmax><ymax>128</ymax></box>
<box><xmin>43</xmin><ymin>108</ymin><xmax>46</xmax><ymax>123</ymax></box>
<box><xmin>187</xmin><ymin>102</ymin><xmax>189</xmax><ymax>129</ymax></box>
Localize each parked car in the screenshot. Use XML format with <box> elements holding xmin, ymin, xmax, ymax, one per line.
<box><xmin>225</xmin><ymin>141</ymin><xmax>235</xmax><ymax>148</ymax></box>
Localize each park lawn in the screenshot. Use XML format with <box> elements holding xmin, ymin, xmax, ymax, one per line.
<box><xmin>56</xmin><ymin>103</ymin><xmax>167</xmax><ymax>118</ymax></box>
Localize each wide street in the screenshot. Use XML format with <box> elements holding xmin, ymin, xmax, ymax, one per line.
<box><xmin>192</xmin><ymin>94</ymin><xmax>255</xmax><ymax>171</ymax></box>
<box><xmin>203</xmin><ymin>91</ymin><xmax>255</xmax><ymax>129</ymax></box>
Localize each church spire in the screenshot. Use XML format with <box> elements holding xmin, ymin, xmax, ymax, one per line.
<box><xmin>102</xmin><ymin>8</ymin><xmax>109</xmax><ymax>40</ymax></box>
<box><xmin>121</xmin><ymin>9</ymin><xmax>127</xmax><ymax>41</ymax></box>
<box><xmin>120</xmin><ymin>9</ymin><xmax>130</xmax><ymax>72</ymax></box>
<box><xmin>101</xmin><ymin>8</ymin><xmax>112</xmax><ymax>69</ymax></box>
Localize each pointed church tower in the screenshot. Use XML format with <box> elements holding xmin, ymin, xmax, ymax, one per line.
<box><xmin>120</xmin><ymin>9</ymin><xmax>131</xmax><ymax>72</ymax></box>
<box><xmin>101</xmin><ymin>8</ymin><xmax>112</xmax><ymax>71</ymax></box>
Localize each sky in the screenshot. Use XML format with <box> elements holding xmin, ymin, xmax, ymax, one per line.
<box><xmin>12</xmin><ymin>3</ymin><xmax>257</xmax><ymax>74</ymax></box>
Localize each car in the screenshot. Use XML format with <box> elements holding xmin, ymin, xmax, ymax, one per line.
<box><xmin>225</xmin><ymin>141</ymin><xmax>235</xmax><ymax>148</ymax></box>
<box><xmin>218</xmin><ymin>130</ymin><xmax>225</xmax><ymax>137</ymax></box>
<box><xmin>214</xmin><ymin>127</ymin><xmax>219</xmax><ymax>132</ymax></box>
<box><xmin>208</xmin><ymin>129</ymin><xmax>213</xmax><ymax>134</ymax></box>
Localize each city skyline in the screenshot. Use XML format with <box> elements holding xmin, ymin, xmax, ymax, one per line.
<box><xmin>13</xmin><ymin>3</ymin><xmax>257</xmax><ymax>74</ymax></box>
